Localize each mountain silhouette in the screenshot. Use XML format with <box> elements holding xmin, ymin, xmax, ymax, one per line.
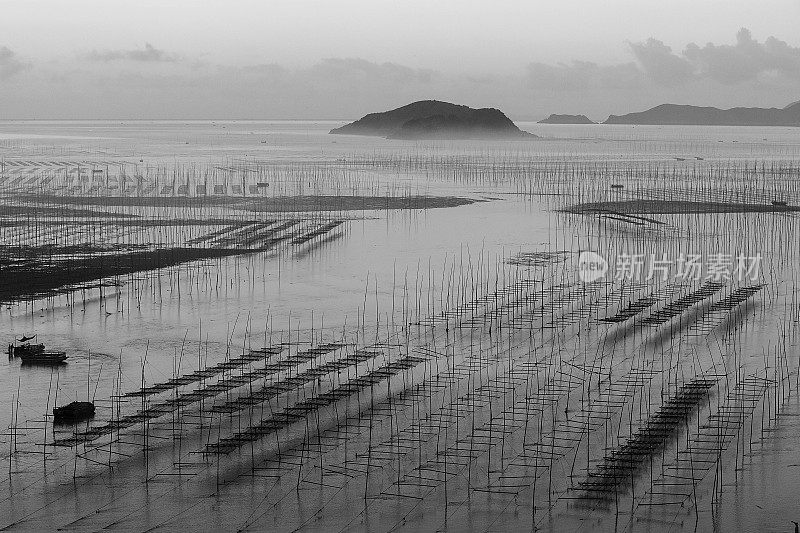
<box><xmin>330</xmin><ymin>100</ymin><xmax>535</xmax><ymax>139</ymax></box>
<box><xmin>605</xmin><ymin>100</ymin><xmax>800</xmax><ymax>126</ymax></box>
<box><xmin>538</xmin><ymin>114</ymin><xmax>595</xmax><ymax>124</ymax></box>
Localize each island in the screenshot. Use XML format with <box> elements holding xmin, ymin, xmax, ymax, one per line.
<box><xmin>330</xmin><ymin>100</ymin><xmax>536</xmax><ymax>140</ymax></box>
<box><xmin>604</xmin><ymin>99</ymin><xmax>800</xmax><ymax>126</ymax></box>
<box><xmin>538</xmin><ymin>114</ymin><xmax>595</xmax><ymax>124</ymax></box>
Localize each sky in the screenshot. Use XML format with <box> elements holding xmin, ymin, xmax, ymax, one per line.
<box><xmin>1</xmin><ymin>0</ymin><xmax>800</xmax><ymax>120</ymax></box>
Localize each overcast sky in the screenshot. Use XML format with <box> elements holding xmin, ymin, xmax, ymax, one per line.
<box><xmin>1</xmin><ymin>0</ymin><xmax>799</xmax><ymax>120</ymax></box>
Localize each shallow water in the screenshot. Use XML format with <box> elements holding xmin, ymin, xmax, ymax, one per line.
<box><xmin>0</xmin><ymin>120</ymin><xmax>799</xmax><ymax>532</ymax></box>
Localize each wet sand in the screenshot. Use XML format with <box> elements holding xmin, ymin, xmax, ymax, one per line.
<box><xmin>26</xmin><ymin>194</ymin><xmax>482</xmax><ymax>211</ymax></box>
<box><xmin>566</xmin><ymin>199</ymin><xmax>800</xmax><ymax>214</ymax></box>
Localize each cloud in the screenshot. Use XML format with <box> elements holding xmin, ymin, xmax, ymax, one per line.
<box><xmin>3</xmin><ymin>29</ymin><xmax>800</xmax><ymax>121</ymax></box>
<box><xmin>629</xmin><ymin>39</ymin><xmax>694</xmax><ymax>86</ymax></box>
<box><xmin>0</xmin><ymin>46</ymin><xmax>29</xmax><ymax>80</ymax></box>
<box><xmin>628</xmin><ymin>28</ymin><xmax>800</xmax><ymax>86</ymax></box>
<box><xmin>526</xmin><ymin>60</ymin><xmax>642</xmax><ymax>92</ymax></box>
<box><xmin>86</xmin><ymin>43</ymin><xmax>178</xmax><ymax>63</ymax></box>
<box><xmin>308</xmin><ymin>58</ymin><xmax>435</xmax><ymax>84</ymax></box>
<box><xmin>684</xmin><ymin>28</ymin><xmax>800</xmax><ymax>83</ymax></box>
<box><xmin>1</xmin><ymin>57</ymin><xmax>447</xmax><ymax>119</ymax></box>
<box><xmin>530</xmin><ymin>28</ymin><xmax>800</xmax><ymax>92</ymax></box>
<box><xmin>522</xmin><ymin>29</ymin><xmax>800</xmax><ymax>116</ymax></box>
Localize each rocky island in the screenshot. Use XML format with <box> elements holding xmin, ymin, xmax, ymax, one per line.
<box><xmin>604</xmin><ymin>100</ymin><xmax>800</xmax><ymax>126</ymax></box>
<box><xmin>330</xmin><ymin>100</ymin><xmax>535</xmax><ymax>139</ymax></box>
<box><xmin>538</xmin><ymin>114</ymin><xmax>595</xmax><ymax>124</ymax></box>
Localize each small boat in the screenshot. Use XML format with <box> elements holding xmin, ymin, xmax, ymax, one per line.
<box><xmin>19</xmin><ymin>350</ymin><xmax>68</xmax><ymax>365</ymax></box>
<box><xmin>53</xmin><ymin>401</ymin><xmax>95</xmax><ymax>423</ymax></box>
<box><xmin>9</xmin><ymin>342</ymin><xmax>68</xmax><ymax>364</ymax></box>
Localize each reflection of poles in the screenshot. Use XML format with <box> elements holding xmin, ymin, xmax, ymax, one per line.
<box><xmin>198</xmin><ymin>320</ymin><xmax>204</xmax><ymax>435</ymax></box>
<box><xmin>8</xmin><ymin>386</ymin><xmax>15</xmax><ymax>478</ymax></box>
<box><xmin>44</xmin><ymin>367</ymin><xmax>54</xmax><ymax>468</ymax></box>
<box><xmin>142</xmin><ymin>341</ymin><xmax>149</xmax><ymax>482</ymax></box>
<box><xmin>13</xmin><ymin>377</ymin><xmax>20</xmax><ymax>457</ymax></box>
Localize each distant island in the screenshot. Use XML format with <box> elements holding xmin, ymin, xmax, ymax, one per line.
<box><xmin>538</xmin><ymin>114</ymin><xmax>595</xmax><ymax>124</ymax></box>
<box><xmin>605</xmin><ymin>100</ymin><xmax>800</xmax><ymax>126</ymax></box>
<box><xmin>330</xmin><ymin>100</ymin><xmax>536</xmax><ymax>140</ymax></box>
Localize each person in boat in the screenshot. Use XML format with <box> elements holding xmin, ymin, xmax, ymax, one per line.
<box><xmin>9</xmin><ymin>335</ymin><xmax>39</xmax><ymax>357</ymax></box>
<box><xmin>15</xmin><ymin>343</ymin><xmax>45</xmax><ymax>356</ymax></box>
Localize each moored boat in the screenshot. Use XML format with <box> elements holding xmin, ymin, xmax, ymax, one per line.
<box><xmin>19</xmin><ymin>351</ymin><xmax>68</xmax><ymax>364</ymax></box>
<box><xmin>9</xmin><ymin>341</ymin><xmax>68</xmax><ymax>364</ymax></box>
